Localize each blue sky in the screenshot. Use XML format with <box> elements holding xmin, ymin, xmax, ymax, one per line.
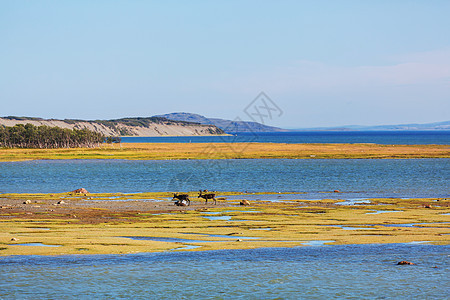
<box><xmin>1</xmin><ymin>1</ymin><xmax>449</xmax><ymax>128</ymax></box>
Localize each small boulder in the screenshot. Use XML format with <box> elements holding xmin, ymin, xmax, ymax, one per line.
<box><xmin>71</xmin><ymin>188</ymin><xmax>89</xmax><ymax>194</ymax></box>
<box><xmin>423</xmin><ymin>204</ymin><xmax>432</xmax><ymax>209</ymax></box>
<box><xmin>397</xmin><ymin>261</ymin><xmax>415</xmax><ymax>265</ymax></box>
<box><xmin>240</xmin><ymin>200</ymin><xmax>250</xmax><ymax>206</ymax></box>
<box><xmin>57</xmin><ymin>200</ymin><xmax>66</xmax><ymax>205</ymax></box>
<box><xmin>333</xmin><ymin>190</ymin><xmax>340</xmax><ymax>193</ymax></box>
<box><xmin>11</xmin><ymin>237</ymin><xmax>18</xmax><ymax>241</ymax></box>
<box><xmin>23</xmin><ymin>200</ymin><xmax>31</xmax><ymax>204</ymax></box>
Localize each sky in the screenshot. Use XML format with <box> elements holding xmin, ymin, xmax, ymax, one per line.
<box><xmin>1</xmin><ymin>1</ymin><xmax>449</xmax><ymax>128</ymax></box>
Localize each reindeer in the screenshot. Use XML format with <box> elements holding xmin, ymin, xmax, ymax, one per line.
<box><xmin>172</xmin><ymin>193</ymin><xmax>190</xmax><ymax>206</ymax></box>
<box><xmin>198</xmin><ymin>190</ymin><xmax>216</xmax><ymax>205</ymax></box>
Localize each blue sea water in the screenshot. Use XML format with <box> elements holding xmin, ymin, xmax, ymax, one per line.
<box><xmin>1</xmin><ymin>137</ymin><xmax>449</xmax><ymax>298</ymax></box>
<box><xmin>0</xmin><ymin>159</ymin><xmax>448</xmax><ymax>198</ymax></box>
<box><xmin>121</xmin><ymin>131</ymin><xmax>450</xmax><ymax>144</ymax></box>
<box><xmin>0</xmin><ymin>244</ymin><xmax>448</xmax><ymax>299</ymax></box>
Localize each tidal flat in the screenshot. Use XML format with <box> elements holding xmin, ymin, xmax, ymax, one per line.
<box><xmin>0</xmin><ymin>142</ymin><xmax>449</xmax><ymax>161</ymax></box>
<box><xmin>1</xmin><ymin>192</ymin><xmax>448</xmax><ymax>256</ymax></box>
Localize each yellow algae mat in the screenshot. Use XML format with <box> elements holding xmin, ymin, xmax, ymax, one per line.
<box><xmin>1</xmin><ymin>192</ymin><xmax>448</xmax><ymax>255</ymax></box>
<box><xmin>0</xmin><ymin>143</ymin><xmax>449</xmax><ymax>161</ymax></box>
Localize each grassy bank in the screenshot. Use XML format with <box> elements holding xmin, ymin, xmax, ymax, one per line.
<box><xmin>0</xmin><ymin>143</ymin><xmax>449</xmax><ymax>161</ymax></box>
<box><xmin>0</xmin><ymin>192</ymin><xmax>448</xmax><ymax>255</ymax></box>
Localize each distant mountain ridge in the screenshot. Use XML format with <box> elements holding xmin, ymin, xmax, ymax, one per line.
<box><xmin>155</xmin><ymin>112</ymin><xmax>287</xmax><ymax>133</ymax></box>
<box><xmin>155</xmin><ymin>112</ymin><xmax>450</xmax><ymax>132</ymax></box>
<box><xmin>0</xmin><ymin>116</ymin><xmax>225</xmax><ymax>136</ymax></box>
<box><xmin>293</xmin><ymin>120</ymin><xmax>450</xmax><ymax>131</ymax></box>
<box><xmin>2</xmin><ymin>115</ymin><xmax>447</xmax><ymax>137</ymax></box>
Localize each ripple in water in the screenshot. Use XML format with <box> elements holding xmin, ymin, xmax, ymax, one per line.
<box><xmin>0</xmin><ymin>244</ymin><xmax>448</xmax><ymax>299</ymax></box>
<box><xmin>1</xmin><ymin>159</ymin><xmax>449</xmax><ymax>199</ymax></box>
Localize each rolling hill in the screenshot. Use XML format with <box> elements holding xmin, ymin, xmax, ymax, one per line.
<box><xmin>155</xmin><ymin>112</ymin><xmax>287</xmax><ymax>133</ymax></box>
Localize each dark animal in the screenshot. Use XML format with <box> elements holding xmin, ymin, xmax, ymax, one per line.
<box><xmin>173</xmin><ymin>193</ymin><xmax>190</xmax><ymax>206</ymax></box>
<box><xmin>198</xmin><ymin>190</ymin><xmax>216</xmax><ymax>205</ymax></box>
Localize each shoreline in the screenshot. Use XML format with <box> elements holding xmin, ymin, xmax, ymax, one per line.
<box><xmin>119</xmin><ymin>133</ymin><xmax>233</xmax><ymax>137</ymax></box>
<box><xmin>2</xmin><ymin>243</ymin><xmax>448</xmax><ymax>258</ymax></box>
<box><xmin>1</xmin><ymin>192</ymin><xmax>448</xmax><ymax>256</ymax></box>
<box><xmin>0</xmin><ymin>142</ymin><xmax>449</xmax><ymax>161</ymax></box>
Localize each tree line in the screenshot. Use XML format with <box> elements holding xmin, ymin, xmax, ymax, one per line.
<box><xmin>0</xmin><ymin>123</ymin><xmax>120</xmax><ymax>148</ymax></box>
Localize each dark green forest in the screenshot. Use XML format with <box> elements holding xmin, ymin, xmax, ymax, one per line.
<box><xmin>0</xmin><ymin>124</ymin><xmax>108</xmax><ymax>148</ymax></box>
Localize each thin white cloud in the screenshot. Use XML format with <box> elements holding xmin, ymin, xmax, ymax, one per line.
<box><xmin>393</xmin><ymin>47</ymin><xmax>450</xmax><ymax>64</ymax></box>
<box><xmin>213</xmin><ymin>48</ymin><xmax>450</xmax><ymax>93</ymax></box>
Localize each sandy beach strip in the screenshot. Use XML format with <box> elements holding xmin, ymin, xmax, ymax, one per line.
<box><xmin>0</xmin><ymin>143</ymin><xmax>449</xmax><ymax>161</ymax></box>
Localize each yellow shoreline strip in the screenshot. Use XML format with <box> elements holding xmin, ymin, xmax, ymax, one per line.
<box><xmin>0</xmin><ymin>143</ymin><xmax>449</xmax><ymax>161</ymax></box>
